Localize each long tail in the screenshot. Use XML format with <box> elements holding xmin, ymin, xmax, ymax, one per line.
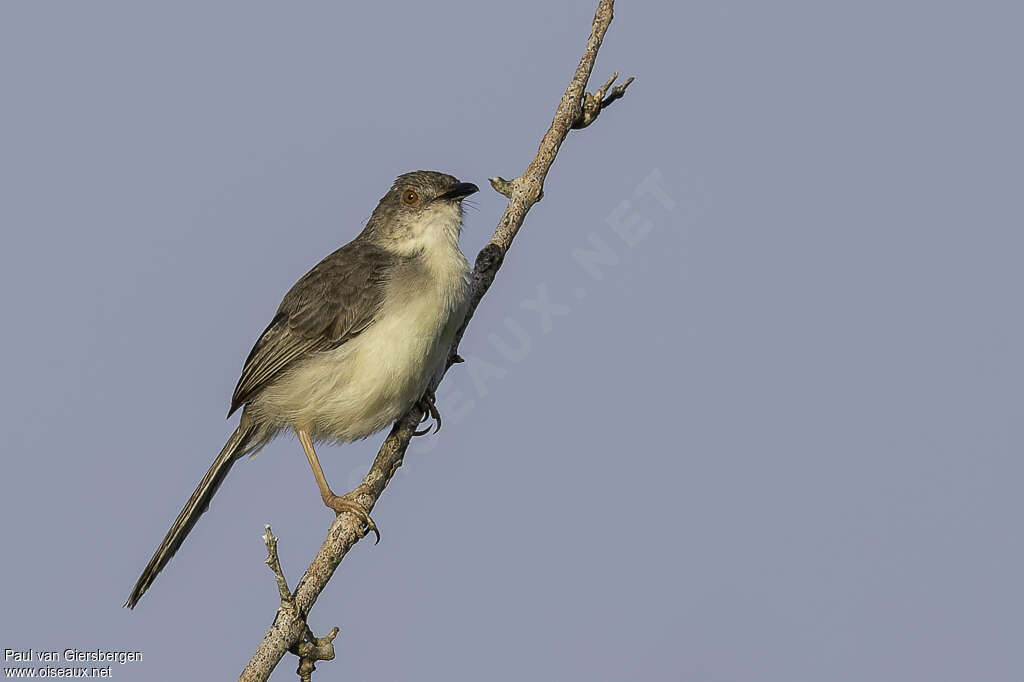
<box><xmin>125</xmin><ymin>423</ymin><xmax>257</xmax><ymax>608</ymax></box>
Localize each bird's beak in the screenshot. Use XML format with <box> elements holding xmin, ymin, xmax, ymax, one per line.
<box><xmin>437</xmin><ymin>181</ymin><xmax>479</xmax><ymax>202</ymax></box>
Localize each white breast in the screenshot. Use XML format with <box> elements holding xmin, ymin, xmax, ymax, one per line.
<box><xmin>253</xmin><ymin>221</ymin><xmax>470</xmax><ymax>443</ymax></box>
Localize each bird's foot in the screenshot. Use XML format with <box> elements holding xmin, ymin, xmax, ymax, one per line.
<box><xmin>322</xmin><ymin>488</ymin><xmax>380</xmax><ymax>543</ymax></box>
<box><xmin>414</xmin><ymin>390</ymin><xmax>442</xmax><ymax>436</ymax></box>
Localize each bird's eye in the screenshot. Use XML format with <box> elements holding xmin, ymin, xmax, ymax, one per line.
<box><xmin>402</xmin><ymin>189</ymin><xmax>419</xmax><ymax>205</ymax></box>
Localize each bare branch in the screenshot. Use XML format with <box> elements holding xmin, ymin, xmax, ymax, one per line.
<box><xmin>573</xmin><ymin>72</ymin><xmax>635</xmax><ymax>129</ymax></box>
<box><xmin>256</xmin><ymin>526</ymin><xmax>339</xmax><ymax>681</ymax></box>
<box><xmin>240</xmin><ymin>0</ymin><xmax>632</xmax><ymax>679</ymax></box>
<box><xmin>262</xmin><ymin>525</ymin><xmax>292</xmax><ymax>604</ymax></box>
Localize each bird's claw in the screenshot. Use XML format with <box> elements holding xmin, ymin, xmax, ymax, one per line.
<box><xmin>414</xmin><ymin>391</ymin><xmax>442</xmax><ymax>436</ymax></box>
<box><xmin>322</xmin><ymin>490</ymin><xmax>380</xmax><ymax>544</ymax></box>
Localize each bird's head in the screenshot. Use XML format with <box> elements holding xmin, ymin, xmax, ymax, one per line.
<box><xmin>364</xmin><ymin>170</ymin><xmax>478</xmax><ymax>255</ymax></box>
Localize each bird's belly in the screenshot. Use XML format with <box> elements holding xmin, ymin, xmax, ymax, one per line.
<box><xmin>252</xmin><ymin>294</ymin><xmax>460</xmax><ymax>443</ymax></box>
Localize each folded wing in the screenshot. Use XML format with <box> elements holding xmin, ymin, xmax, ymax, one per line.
<box><xmin>229</xmin><ymin>240</ymin><xmax>396</xmax><ymax>415</ymax></box>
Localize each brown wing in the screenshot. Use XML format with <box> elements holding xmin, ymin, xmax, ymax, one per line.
<box><xmin>228</xmin><ymin>239</ymin><xmax>396</xmax><ymax>416</ymax></box>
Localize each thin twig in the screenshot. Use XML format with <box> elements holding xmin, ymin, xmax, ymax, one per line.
<box><xmin>259</xmin><ymin>526</ymin><xmax>339</xmax><ymax>681</ymax></box>
<box><xmin>240</xmin><ymin>1</ymin><xmax>632</xmax><ymax>679</ymax></box>
<box><xmin>572</xmin><ymin>71</ymin><xmax>634</xmax><ymax>129</ymax></box>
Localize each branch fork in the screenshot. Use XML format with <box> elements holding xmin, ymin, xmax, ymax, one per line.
<box><xmin>261</xmin><ymin>526</ymin><xmax>339</xmax><ymax>682</ymax></box>
<box><xmin>573</xmin><ymin>71</ymin><xmax>634</xmax><ymax>129</ymax></box>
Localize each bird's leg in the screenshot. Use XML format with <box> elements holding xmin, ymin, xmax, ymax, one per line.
<box><xmin>413</xmin><ymin>389</ymin><xmax>442</xmax><ymax>436</ymax></box>
<box><xmin>295</xmin><ymin>427</ymin><xmax>380</xmax><ymax>543</ymax></box>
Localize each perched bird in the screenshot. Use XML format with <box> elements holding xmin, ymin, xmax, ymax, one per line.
<box><xmin>126</xmin><ymin>170</ymin><xmax>478</xmax><ymax>608</ymax></box>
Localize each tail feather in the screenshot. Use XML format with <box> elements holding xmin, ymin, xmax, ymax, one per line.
<box><xmin>125</xmin><ymin>423</ymin><xmax>256</xmax><ymax>608</ymax></box>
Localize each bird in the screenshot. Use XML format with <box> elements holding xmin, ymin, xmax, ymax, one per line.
<box><xmin>125</xmin><ymin>170</ymin><xmax>478</xmax><ymax>609</ymax></box>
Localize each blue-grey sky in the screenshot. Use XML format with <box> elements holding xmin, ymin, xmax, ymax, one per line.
<box><xmin>2</xmin><ymin>1</ymin><xmax>1022</xmax><ymax>680</ymax></box>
